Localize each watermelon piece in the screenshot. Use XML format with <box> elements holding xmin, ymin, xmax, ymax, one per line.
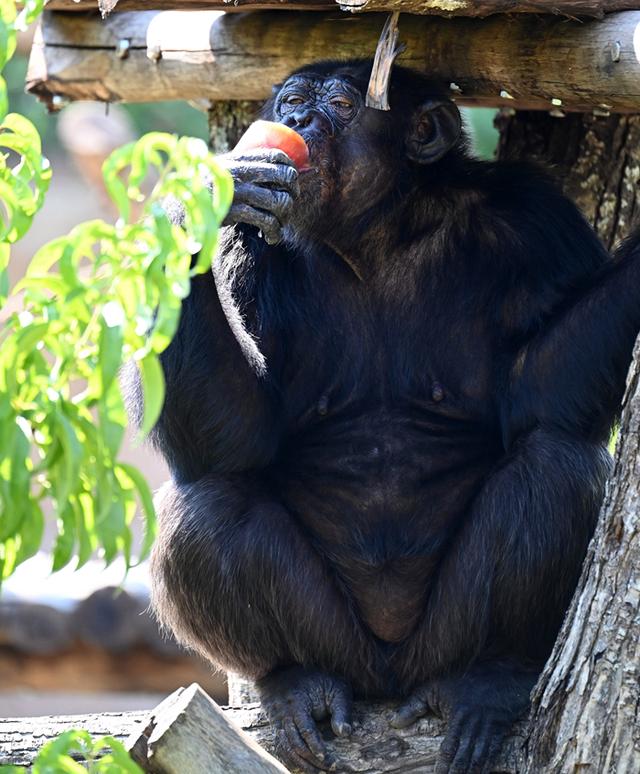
<box><xmin>234</xmin><ymin>120</ymin><xmax>310</xmax><ymax>171</ymax></box>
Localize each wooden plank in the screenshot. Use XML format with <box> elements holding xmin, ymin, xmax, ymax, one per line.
<box><xmin>0</xmin><ymin>689</ymin><xmax>528</xmax><ymax>771</ymax></box>
<box><xmin>41</xmin><ymin>0</ymin><xmax>640</xmax><ymax>18</ymax></box>
<box><xmin>26</xmin><ymin>10</ymin><xmax>640</xmax><ymax>112</ymax></box>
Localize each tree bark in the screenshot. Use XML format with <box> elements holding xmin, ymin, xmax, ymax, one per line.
<box><xmin>497</xmin><ymin>110</ymin><xmax>640</xmax><ymax>772</ymax></box>
<box><xmin>497</xmin><ymin>111</ymin><xmax>640</xmax><ymax>250</ymax></box>
<box><xmin>207</xmin><ymin>101</ymin><xmax>260</xmax><ymax>153</ymax></box>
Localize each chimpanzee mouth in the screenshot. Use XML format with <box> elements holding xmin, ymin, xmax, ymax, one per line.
<box><xmin>299</xmin><ymin>131</ymin><xmax>329</xmax><ymax>165</ymax></box>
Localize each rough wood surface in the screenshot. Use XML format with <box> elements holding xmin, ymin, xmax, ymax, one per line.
<box><xmin>497</xmin><ymin>111</ymin><xmax>640</xmax><ymax>250</ymax></box>
<box><xmin>336</xmin><ymin>0</ymin><xmax>640</xmax><ymax>13</ymax></box>
<box><xmin>495</xmin><ymin>107</ymin><xmax>640</xmax><ymax>774</ymax></box>
<box><xmin>26</xmin><ymin>10</ymin><xmax>640</xmax><ymax>112</ymax></box>
<box><xmin>521</xmin><ymin>340</ymin><xmax>640</xmax><ymax>771</ymax></box>
<box><xmin>127</xmin><ymin>684</ymin><xmax>289</xmax><ymax>773</ymax></box>
<box><xmin>207</xmin><ymin>101</ymin><xmax>260</xmax><ymax>152</ymax></box>
<box><xmin>0</xmin><ymin>695</ymin><xmax>527</xmax><ymax>771</ymax></box>
<box><xmin>42</xmin><ymin>0</ymin><xmax>640</xmax><ymax>18</ymax></box>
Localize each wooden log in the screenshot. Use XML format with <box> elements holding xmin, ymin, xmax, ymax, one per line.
<box><xmin>0</xmin><ymin>686</ymin><xmax>528</xmax><ymax>771</ymax></box>
<box><xmin>127</xmin><ymin>684</ymin><xmax>289</xmax><ymax>773</ymax></box>
<box><xmin>41</xmin><ymin>0</ymin><xmax>640</xmax><ymax>19</ymax></box>
<box><xmin>26</xmin><ymin>9</ymin><xmax>640</xmax><ymax>113</ymax></box>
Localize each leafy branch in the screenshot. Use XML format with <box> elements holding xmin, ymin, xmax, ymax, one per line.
<box><xmin>0</xmin><ymin>0</ymin><xmax>233</xmax><ymax>581</ymax></box>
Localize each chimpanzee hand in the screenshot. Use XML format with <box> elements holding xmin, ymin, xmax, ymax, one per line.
<box><xmin>258</xmin><ymin>666</ymin><xmax>353</xmax><ymax>773</ymax></box>
<box><xmin>218</xmin><ymin>148</ymin><xmax>300</xmax><ymax>245</ymax></box>
<box><xmin>391</xmin><ymin>663</ymin><xmax>534</xmax><ymax>774</ymax></box>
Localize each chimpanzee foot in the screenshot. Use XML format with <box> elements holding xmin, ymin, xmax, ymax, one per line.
<box><xmin>258</xmin><ymin>666</ymin><xmax>353</xmax><ymax>773</ymax></box>
<box><xmin>390</xmin><ymin>662</ymin><xmax>536</xmax><ymax>774</ymax></box>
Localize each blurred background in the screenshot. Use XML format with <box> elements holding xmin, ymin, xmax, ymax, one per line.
<box><xmin>0</xmin><ymin>30</ymin><xmax>499</xmax><ymax>720</ymax></box>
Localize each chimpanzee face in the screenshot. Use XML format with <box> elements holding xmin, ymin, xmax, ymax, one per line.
<box><xmin>264</xmin><ymin>62</ymin><xmax>462</xmax><ymax>243</ymax></box>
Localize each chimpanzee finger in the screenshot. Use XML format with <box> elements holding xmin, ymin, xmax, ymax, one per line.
<box><xmin>227</xmin><ymin>148</ymin><xmax>299</xmax><ymax>168</ymax></box>
<box><xmin>435</xmin><ymin>710</ymin><xmax>468</xmax><ymax>774</ymax></box>
<box><xmin>223</xmin><ymin>159</ymin><xmax>299</xmax><ymax>192</ymax></box>
<box><xmin>223</xmin><ymin>204</ymin><xmax>283</xmax><ymax>245</ymax></box>
<box><xmin>276</xmin><ymin>735</ymin><xmax>319</xmax><ymax>774</ymax></box>
<box><xmin>290</xmin><ymin>710</ymin><xmax>335</xmax><ymax>771</ymax></box>
<box><xmin>390</xmin><ymin>690</ymin><xmax>430</xmax><ymax>729</ymax></box>
<box><xmin>233</xmin><ymin>183</ymin><xmax>295</xmax><ymax>224</ymax></box>
<box><xmin>482</xmin><ymin>731</ymin><xmax>506</xmax><ymax>774</ymax></box>
<box><xmin>448</xmin><ymin>716</ymin><xmax>483</xmax><ymax>773</ymax></box>
<box><xmin>327</xmin><ymin>684</ymin><xmax>352</xmax><ymax>738</ymax></box>
<box><xmin>466</xmin><ymin>725</ymin><xmax>494</xmax><ymax>774</ymax></box>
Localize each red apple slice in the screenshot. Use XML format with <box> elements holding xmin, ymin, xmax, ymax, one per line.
<box><xmin>234</xmin><ymin>120</ymin><xmax>310</xmax><ymax>171</ymax></box>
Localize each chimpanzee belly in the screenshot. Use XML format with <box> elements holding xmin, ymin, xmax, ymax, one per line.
<box><xmin>275</xmin><ymin>409</ymin><xmax>501</xmax><ymax>643</ymax></box>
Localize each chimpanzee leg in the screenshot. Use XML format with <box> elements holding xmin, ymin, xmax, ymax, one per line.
<box><xmin>391</xmin><ymin>429</ymin><xmax>611</xmax><ymax>773</ymax></box>
<box><xmin>150</xmin><ymin>473</ymin><xmax>375</xmax><ymax>772</ymax></box>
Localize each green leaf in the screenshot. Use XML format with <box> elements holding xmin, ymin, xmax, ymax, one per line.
<box><xmin>117</xmin><ymin>462</ymin><xmax>157</xmax><ymax>560</ymax></box>
<box><xmin>98</xmin><ymin>312</ymin><xmax>124</xmax><ymax>393</ymax></box>
<box><xmin>137</xmin><ymin>353</ymin><xmax>165</xmax><ymax>437</ymax></box>
<box><xmin>52</xmin><ymin>503</ymin><xmax>76</xmax><ymax>572</ymax></box>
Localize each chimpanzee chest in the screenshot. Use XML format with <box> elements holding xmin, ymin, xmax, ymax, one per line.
<box><xmin>274</xmin><ymin>279</ymin><xmax>504</xmax><ymax>642</ymax></box>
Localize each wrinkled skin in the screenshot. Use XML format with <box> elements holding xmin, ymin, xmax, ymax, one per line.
<box><xmin>218</xmin><ymin>148</ymin><xmax>299</xmax><ymax>245</ymax></box>
<box><xmin>136</xmin><ymin>60</ymin><xmax>640</xmax><ymax>774</ymax></box>
<box><xmin>259</xmin><ymin>667</ymin><xmax>354</xmax><ymax>773</ymax></box>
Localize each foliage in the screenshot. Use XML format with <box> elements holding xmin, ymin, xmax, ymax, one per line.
<box><xmin>0</xmin><ymin>730</ymin><xmax>143</xmax><ymax>773</ymax></box>
<box><xmin>0</xmin><ymin>0</ymin><xmax>233</xmax><ymax>582</ymax></box>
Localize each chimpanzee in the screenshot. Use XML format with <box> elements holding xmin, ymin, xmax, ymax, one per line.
<box><xmin>137</xmin><ymin>60</ymin><xmax>640</xmax><ymax>773</ymax></box>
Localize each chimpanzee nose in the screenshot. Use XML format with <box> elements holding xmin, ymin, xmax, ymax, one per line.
<box><xmin>284</xmin><ymin>109</ymin><xmax>331</xmax><ymax>135</ymax></box>
<box><xmin>291</xmin><ymin>109</ymin><xmax>313</xmax><ymax>128</ymax></box>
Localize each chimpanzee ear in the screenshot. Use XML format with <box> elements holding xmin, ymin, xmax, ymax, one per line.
<box><xmin>406</xmin><ymin>100</ymin><xmax>461</xmax><ymax>164</ymax></box>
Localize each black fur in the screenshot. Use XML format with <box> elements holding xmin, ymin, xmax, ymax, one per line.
<box><xmin>132</xmin><ymin>61</ymin><xmax>640</xmax><ymax>772</ymax></box>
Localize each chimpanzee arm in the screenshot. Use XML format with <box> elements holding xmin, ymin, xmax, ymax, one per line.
<box><xmin>129</xmin><ymin>150</ymin><xmax>299</xmax><ymax>482</ymax></box>
<box><xmin>505</xmin><ymin>227</ymin><xmax>640</xmax><ymax>445</ymax></box>
<box><xmin>143</xmin><ymin>227</ymin><xmax>282</xmax><ymax>482</ymax></box>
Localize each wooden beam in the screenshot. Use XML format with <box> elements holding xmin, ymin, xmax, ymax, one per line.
<box><xmin>42</xmin><ymin>0</ymin><xmax>640</xmax><ymax>18</ymax></box>
<box><xmin>26</xmin><ymin>10</ymin><xmax>640</xmax><ymax>113</ymax></box>
<box><xmin>0</xmin><ymin>689</ymin><xmax>527</xmax><ymax>771</ymax></box>
<box><xmin>43</xmin><ymin>0</ymin><xmax>334</xmax><ymax>15</ymax></box>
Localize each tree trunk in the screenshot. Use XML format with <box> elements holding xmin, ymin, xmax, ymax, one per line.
<box><xmin>207</xmin><ymin>101</ymin><xmax>261</xmax><ymax>153</ymax></box>
<box><xmin>498</xmin><ymin>111</ymin><xmax>640</xmax><ymax>772</ymax></box>
<box><xmin>496</xmin><ymin>111</ymin><xmax>640</xmax><ymax>249</ymax></box>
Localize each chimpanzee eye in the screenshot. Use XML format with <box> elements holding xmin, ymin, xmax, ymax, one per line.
<box><xmin>330</xmin><ymin>97</ymin><xmax>353</xmax><ymax>111</ymax></box>
<box><xmin>283</xmin><ymin>95</ymin><xmax>305</xmax><ymax>106</ymax></box>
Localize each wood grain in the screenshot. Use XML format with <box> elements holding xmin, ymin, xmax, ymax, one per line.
<box><xmin>42</xmin><ymin>0</ymin><xmax>640</xmax><ymax>18</ymax></box>
<box><xmin>26</xmin><ymin>10</ymin><xmax>640</xmax><ymax>112</ymax></box>
<box><xmin>127</xmin><ymin>684</ymin><xmax>289</xmax><ymax>773</ymax></box>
